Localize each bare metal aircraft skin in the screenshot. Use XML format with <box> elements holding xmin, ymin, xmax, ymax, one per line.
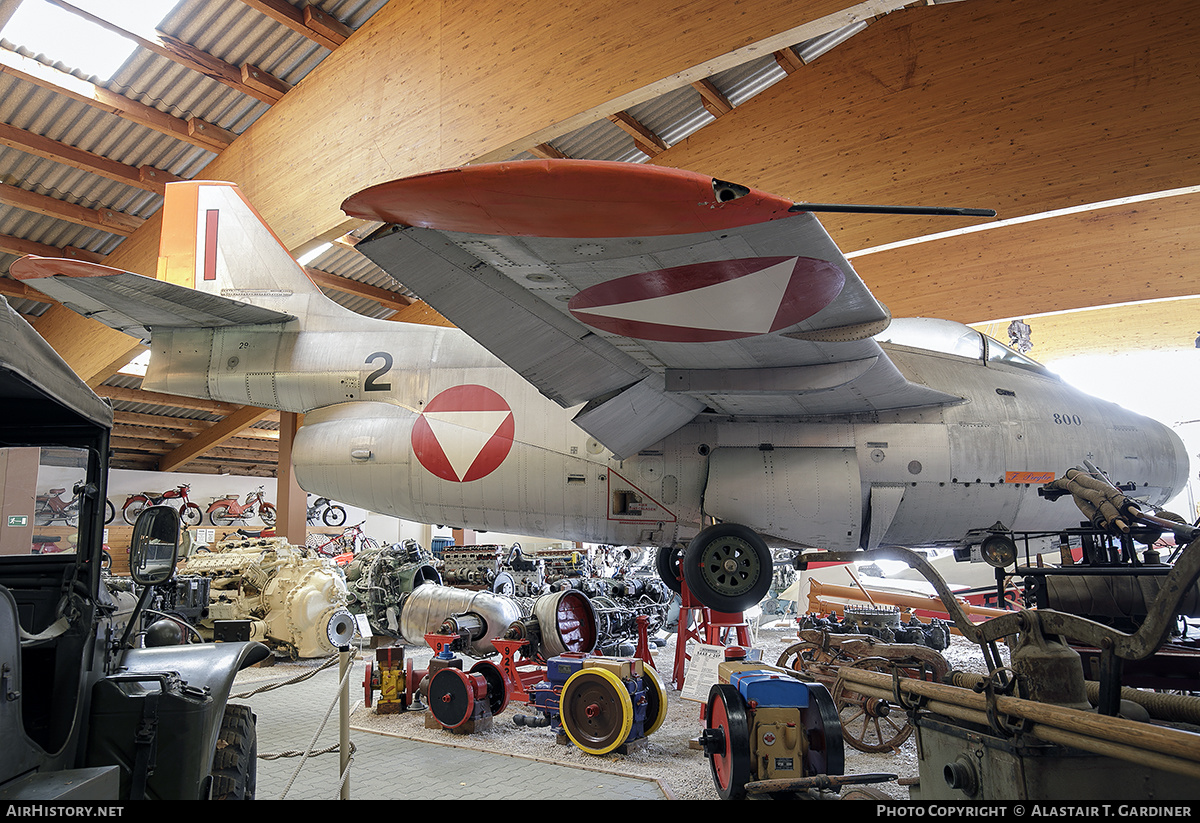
<box><xmin>11</xmin><ymin>161</ymin><xmax>1189</xmax><ymax>561</ymax></box>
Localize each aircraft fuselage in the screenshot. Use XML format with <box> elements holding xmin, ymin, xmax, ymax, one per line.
<box><xmin>144</xmin><ymin>314</ymin><xmax>1189</xmax><ymax>551</ymax></box>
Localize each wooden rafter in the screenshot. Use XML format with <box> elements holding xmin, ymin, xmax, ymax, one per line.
<box><xmin>0</xmin><ymin>47</ymin><xmax>235</xmax><ymax>152</ymax></box>
<box><xmin>692</xmin><ymin>79</ymin><xmax>733</xmax><ymax>117</ymax></box>
<box><xmin>0</xmin><ymin>233</ymin><xmax>104</xmax><ymax>263</ymax></box>
<box><xmin>0</xmin><ymin>183</ymin><xmax>144</xmax><ymax>236</ymax></box>
<box><xmin>305</xmin><ymin>267</ymin><xmax>414</xmax><ymax>312</ymax></box>
<box><xmin>607</xmin><ymin>111</ymin><xmax>668</xmax><ymax>157</ymax></box>
<box><xmin>237</xmin><ymin>0</ymin><xmax>351</xmax><ymax>50</ymax></box>
<box><xmin>774</xmin><ymin>47</ymin><xmax>804</xmax><ymax>74</ymax></box>
<box><xmin>42</xmin><ymin>0</ymin><xmax>292</xmax><ymax>104</ymax></box>
<box><xmin>0</xmin><ymin>122</ymin><xmax>178</xmax><ymax>195</ymax></box>
<box><xmin>158</xmin><ymin>404</ymin><xmax>274</xmax><ymax>473</ymax></box>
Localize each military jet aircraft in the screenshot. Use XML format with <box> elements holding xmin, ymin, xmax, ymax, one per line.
<box><xmin>11</xmin><ymin>160</ymin><xmax>1189</xmax><ymax>612</ymax></box>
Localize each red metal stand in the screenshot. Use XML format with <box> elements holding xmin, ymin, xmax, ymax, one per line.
<box><xmin>670</xmin><ymin>570</ymin><xmax>751</xmax><ymax>691</ymax></box>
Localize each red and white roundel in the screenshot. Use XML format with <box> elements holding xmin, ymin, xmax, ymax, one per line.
<box><xmin>567</xmin><ymin>256</ymin><xmax>845</xmax><ymax>342</ymax></box>
<box><xmin>411</xmin><ymin>385</ymin><xmax>514</xmax><ymax>482</ymax></box>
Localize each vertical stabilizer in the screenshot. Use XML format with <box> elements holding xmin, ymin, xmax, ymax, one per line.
<box><xmin>156</xmin><ymin>181</ymin><xmax>325</xmax><ymax>314</ymax></box>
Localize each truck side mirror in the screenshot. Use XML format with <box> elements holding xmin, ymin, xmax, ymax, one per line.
<box><xmin>129</xmin><ymin>505</ymin><xmax>181</xmax><ymax>586</ymax></box>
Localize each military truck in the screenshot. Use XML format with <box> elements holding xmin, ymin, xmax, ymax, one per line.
<box><xmin>0</xmin><ymin>297</ymin><xmax>269</xmax><ymax>800</ymax></box>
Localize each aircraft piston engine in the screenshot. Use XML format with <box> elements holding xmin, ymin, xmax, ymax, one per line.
<box><xmin>180</xmin><ymin>536</ymin><xmax>354</xmax><ymax>658</ymax></box>
<box><xmin>343</xmin><ymin>540</ymin><xmax>442</xmax><ymax>638</ymax></box>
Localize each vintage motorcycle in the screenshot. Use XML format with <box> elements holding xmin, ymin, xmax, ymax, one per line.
<box><xmin>121</xmin><ymin>483</ymin><xmax>202</xmax><ymax>526</ymax></box>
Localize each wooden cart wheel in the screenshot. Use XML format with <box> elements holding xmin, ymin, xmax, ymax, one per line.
<box><xmin>775</xmin><ymin>641</ymin><xmax>844</xmax><ymax>675</ymax></box>
<box><xmin>830</xmin><ymin>656</ymin><xmax>914</xmax><ymax>753</ymax></box>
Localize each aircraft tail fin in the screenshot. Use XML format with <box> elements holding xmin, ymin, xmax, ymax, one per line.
<box><xmin>156</xmin><ymin>180</ymin><xmax>326</xmax><ymax>312</ymax></box>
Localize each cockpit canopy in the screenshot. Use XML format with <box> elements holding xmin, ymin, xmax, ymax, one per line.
<box><xmin>876</xmin><ymin>317</ymin><xmax>1049</xmax><ymax>374</ymax></box>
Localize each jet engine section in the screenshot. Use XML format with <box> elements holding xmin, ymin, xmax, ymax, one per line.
<box><xmin>343</xmin><ymin>539</ymin><xmax>443</xmax><ymax>639</ymax></box>
<box><xmin>397</xmin><ymin>584</ymin><xmax>597</xmax><ymax>659</ymax></box>
<box><xmin>291</xmin><ymin>401</ymin><xmax>418</xmax><ymax>524</ymax></box>
<box><xmin>179</xmin><ymin>535</ymin><xmax>355</xmax><ymax>659</ymax></box>
<box><xmin>550</xmin><ymin>575</ymin><xmax>673</xmax><ymax>654</ymax></box>
<box><xmin>704</xmin><ymin>446</ymin><xmax>862</xmax><ymax>550</ymax></box>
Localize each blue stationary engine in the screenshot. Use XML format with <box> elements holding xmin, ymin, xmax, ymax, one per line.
<box><xmin>522</xmin><ymin>653</ymin><xmax>667</xmax><ymax>755</ymax></box>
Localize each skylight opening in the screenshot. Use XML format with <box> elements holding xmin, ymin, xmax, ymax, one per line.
<box><xmin>1</xmin><ymin>0</ymin><xmax>179</xmax><ymax>81</ymax></box>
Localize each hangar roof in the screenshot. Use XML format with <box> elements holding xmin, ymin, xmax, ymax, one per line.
<box><xmin>0</xmin><ymin>0</ymin><xmax>1194</xmax><ymax>476</ymax></box>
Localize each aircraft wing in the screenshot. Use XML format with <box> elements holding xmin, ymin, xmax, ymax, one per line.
<box><xmin>345</xmin><ymin>160</ymin><xmax>965</xmax><ymax>457</ymax></box>
<box><xmin>9</xmin><ymin>256</ymin><xmax>294</xmax><ymax>342</ymax></box>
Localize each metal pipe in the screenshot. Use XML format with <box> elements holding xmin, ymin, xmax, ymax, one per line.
<box><xmin>947</xmin><ymin>669</ymin><xmax>1200</xmax><ymax>725</ymax></box>
<box><xmin>808</xmin><ymin>579</ymin><xmax>1009</xmax><ymax>624</ymax></box>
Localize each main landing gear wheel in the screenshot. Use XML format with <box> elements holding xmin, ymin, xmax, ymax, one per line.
<box><xmin>682</xmin><ymin>523</ymin><xmax>773</xmax><ymax>613</ymax></box>
<box><xmin>831</xmin><ymin>657</ymin><xmax>912</xmax><ymax>753</ymax></box>
<box><xmin>560</xmin><ymin>667</ymin><xmax>634</xmax><ymax>755</ymax></box>
<box><xmin>701</xmin><ymin>683</ymin><xmax>752</xmax><ymax>800</ymax></box>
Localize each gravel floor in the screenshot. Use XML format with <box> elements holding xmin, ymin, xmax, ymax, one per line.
<box><xmin>330</xmin><ymin>620</ymin><xmax>1001</xmax><ymax>801</ymax></box>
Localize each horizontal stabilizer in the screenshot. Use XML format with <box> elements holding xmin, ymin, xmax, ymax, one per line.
<box><xmin>10</xmin><ymin>256</ymin><xmax>294</xmax><ymax>341</ymax></box>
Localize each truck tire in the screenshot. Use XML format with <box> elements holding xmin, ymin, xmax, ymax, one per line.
<box><xmin>211</xmin><ymin>704</ymin><xmax>257</xmax><ymax>800</ymax></box>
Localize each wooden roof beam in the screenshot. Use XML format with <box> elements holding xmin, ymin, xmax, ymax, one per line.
<box><xmin>238</xmin><ymin>0</ymin><xmax>351</xmax><ymax>50</ymax></box>
<box><xmin>774</xmin><ymin>46</ymin><xmax>804</xmax><ymax>74</ymax></box>
<box><xmin>0</xmin><ymin>122</ymin><xmax>178</xmax><ymax>195</ymax></box>
<box><xmin>692</xmin><ymin>79</ymin><xmax>733</xmax><ymax>117</ymax></box>
<box><xmin>608</xmin><ymin>111</ymin><xmax>668</xmax><ymax>157</ymax></box>
<box><xmin>304</xmin><ymin>267</ymin><xmax>414</xmax><ymax>312</ymax></box>
<box><xmin>0</xmin><ymin>233</ymin><xmax>105</xmax><ymax>263</ymax></box>
<box><xmin>158</xmin><ymin>404</ymin><xmax>275</xmax><ymax>473</ymax></box>
<box><xmin>0</xmin><ymin>47</ymin><xmax>235</xmax><ymax>152</ymax></box>
<box><xmin>43</xmin><ymin>0</ymin><xmax>292</xmax><ymax>104</ymax></box>
<box><xmin>0</xmin><ymin>183</ymin><xmax>144</xmax><ymax>235</ymax></box>
<box><xmin>97</xmin><ymin>384</ymin><xmax>242</xmax><ymax>416</ymax></box>
<box><xmin>528</xmin><ymin>143</ymin><xmax>568</xmax><ymax>160</ymax></box>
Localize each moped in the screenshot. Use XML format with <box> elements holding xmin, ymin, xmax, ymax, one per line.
<box><xmin>306</xmin><ymin>495</ymin><xmax>347</xmax><ymax>527</ymax></box>
<box><xmin>207</xmin><ymin>485</ymin><xmax>277</xmax><ymax>527</ymax></box>
<box><xmin>36</xmin><ymin>482</ymin><xmax>116</xmax><ymax>526</ymax></box>
<box><xmin>121</xmin><ymin>483</ymin><xmax>202</xmax><ymax>526</ymax></box>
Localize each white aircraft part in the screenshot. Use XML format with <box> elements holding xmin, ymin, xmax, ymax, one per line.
<box><xmin>866</xmin><ymin>485</ymin><xmax>906</xmax><ymax>551</ymax></box>
<box><xmin>572</xmin><ymin>374</ymin><xmax>705</xmax><ymax>459</ymax></box>
<box><xmin>704</xmin><ymin>446</ymin><xmax>862</xmax><ymax>549</ymax></box>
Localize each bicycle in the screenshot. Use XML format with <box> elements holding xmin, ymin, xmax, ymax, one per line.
<box><xmin>121</xmin><ymin>483</ymin><xmax>202</xmax><ymax>526</ymax></box>
<box><xmin>306</xmin><ymin>495</ymin><xmax>347</xmax><ymax>527</ymax></box>
<box><xmin>305</xmin><ymin>521</ymin><xmax>379</xmax><ymax>559</ymax></box>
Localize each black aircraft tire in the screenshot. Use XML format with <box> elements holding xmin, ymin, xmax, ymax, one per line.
<box><xmin>682</xmin><ymin>523</ymin><xmax>773</xmax><ymax>613</ymax></box>
<box><xmin>211</xmin><ymin>704</ymin><xmax>257</xmax><ymax>800</ymax></box>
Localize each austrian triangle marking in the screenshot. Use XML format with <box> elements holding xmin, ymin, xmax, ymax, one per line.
<box><xmin>573</xmin><ymin>257</ymin><xmax>798</xmax><ymax>335</ymax></box>
<box><xmin>423</xmin><ymin>411</ymin><xmax>513</xmax><ymax>481</ymax></box>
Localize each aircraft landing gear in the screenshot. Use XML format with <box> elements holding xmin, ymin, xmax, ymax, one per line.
<box><xmin>682</xmin><ymin>523</ymin><xmax>773</xmax><ymax>613</ymax></box>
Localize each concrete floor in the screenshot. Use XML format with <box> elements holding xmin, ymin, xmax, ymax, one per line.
<box><xmin>232</xmin><ymin>655</ymin><xmax>670</xmax><ymax>801</ymax></box>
